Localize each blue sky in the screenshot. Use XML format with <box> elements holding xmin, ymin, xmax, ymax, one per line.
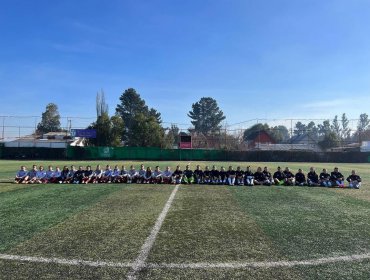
<box><xmin>1</xmin><ymin>0</ymin><xmax>370</xmax><ymax>132</ymax></box>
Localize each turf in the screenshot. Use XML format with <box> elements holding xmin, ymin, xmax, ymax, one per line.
<box><xmin>1</xmin><ymin>160</ymin><xmax>370</xmax><ymax>279</ymax></box>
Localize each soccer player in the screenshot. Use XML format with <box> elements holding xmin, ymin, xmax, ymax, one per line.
<box><xmin>65</xmin><ymin>165</ymin><xmax>76</xmax><ymax>184</ymax></box>
<box><xmin>143</xmin><ymin>167</ymin><xmax>152</xmax><ymax>183</ymax></box>
<box><xmin>203</xmin><ymin>166</ymin><xmax>211</xmax><ymax>184</ymax></box>
<box><xmin>263</xmin><ymin>167</ymin><xmax>273</xmax><ymax>186</ymax></box>
<box><xmin>128</xmin><ymin>165</ymin><xmax>139</xmax><ymax>183</ymax></box>
<box><xmin>253</xmin><ymin>167</ymin><xmax>265</xmax><ymax>185</ymax></box>
<box><xmin>172</xmin><ymin>165</ymin><xmax>183</xmax><ymax>184</ymax></box>
<box><xmin>60</xmin><ymin>166</ymin><xmax>69</xmax><ymax>183</ymax></box>
<box><xmin>50</xmin><ymin>167</ymin><xmax>62</xmax><ymax>183</ymax></box>
<box><xmin>330</xmin><ymin>167</ymin><xmax>345</xmax><ymax>188</ymax></box>
<box><xmin>219</xmin><ymin>166</ymin><xmax>227</xmax><ymax>185</ymax></box>
<box><xmin>283</xmin><ymin>167</ymin><xmax>295</xmax><ymax>186</ymax></box>
<box><xmin>183</xmin><ymin>165</ymin><xmax>194</xmax><ymax>184</ymax></box>
<box><xmin>227</xmin><ymin>166</ymin><xmax>236</xmax><ymax>186</ymax></box>
<box><xmin>210</xmin><ymin>165</ymin><xmax>220</xmax><ymax>184</ymax></box>
<box><xmin>35</xmin><ymin>166</ymin><xmax>47</xmax><ymax>184</ymax></box>
<box><xmin>100</xmin><ymin>165</ymin><xmax>113</xmax><ymax>183</ymax></box>
<box><xmin>152</xmin><ymin>166</ymin><xmax>163</xmax><ymax>184</ymax></box>
<box><xmin>295</xmin><ymin>169</ymin><xmax>306</xmax><ymax>186</ymax></box>
<box><xmin>307</xmin><ymin>167</ymin><xmax>320</xmax><ymax>186</ymax></box>
<box><xmin>73</xmin><ymin>166</ymin><xmax>85</xmax><ymax>184</ymax></box>
<box><xmin>273</xmin><ymin>166</ymin><xmax>285</xmax><ymax>185</ymax></box>
<box><xmin>347</xmin><ymin>170</ymin><xmax>361</xmax><ymax>189</ymax></box>
<box><xmin>82</xmin><ymin>166</ymin><xmax>93</xmax><ymax>184</ymax></box>
<box><xmin>111</xmin><ymin>165</ymin><xmax>121</xmax><ymax>183</ymax></box>
<box><xmin>235</xmin><ymin>166</ymin><xmax>244</xmax><ymax>186</ymax></box>
<box><xmin>26</xmin><ymin>165</ymin><xmax>38</xmax><ymax>184</ymax></box>
<box><xmin>138</xmin><ymin>164</ymin><xmax>146</xmax><ymax>184</ymax></box>
<box><xmin>320</xmin><ymin>168</ymin><xmax>331</xmax><ymax>187</ymax></box>
<box><xmin>162</xmin><ymin>166</ymin><xmax>173</xmax><ymax>184</ymax></box>
<box><xmin>120</xmin><ymin>165</ymin><xmax>130</xmax><ymax>183</ymax></box>
<box><xmin>244</xmin><ymin>166</ymin><xmax>254</xmax><ymax>186</ymax></box>
<box><xmin>14</xmin><ymin>166</ymin><xmax>28</xmax><ymax>184</ymax></box>
<box><xmin>90</xmin><ymin>165</ymin><xmax>102</xmax><ymax>184</ymax></box>
<box><xmin>193</xmin><ymin>165</ymin><xmax>204</xmax><ymax>184</ymax></box>
<box><xmin>45</xmin><ymin>166</ymin><xmax>55</xmax><ymax>184</ymax></box>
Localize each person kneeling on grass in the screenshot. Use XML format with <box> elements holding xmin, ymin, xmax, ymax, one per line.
<box><xmin>65</xmin><ymin>165</ymin><xmax>76</xmax><ymax>184</ymax></box>
<box><xmin>162</xmin><ymin>166</ymin><xmax>173</xmax><ymax>184</ymax></box>
<box><xmin>253</xmin><ymin>167</ymin><xmax>265</xmax><ymax>185</ymax></box>
<box><xmin>172</xmin><ymin>166</ymin><xmax>183</xmax><ymax>184</ymax></box>
<box><xmin>347</xmin><ymin>170</ymin><xmax>361</xmax><ymax>189</ymax></box>
<box><xmin>152</xmin><ymin>166</ymin><xmax>163</xmax><ymax>184</ymax></box>
<box><xmin>35</xmin><ymin>166</ymin><xmax>47</xmax><ymax>184</ymax></box>
<box><xmin>244</xmin><ymin>166</ymin><xmax>254</xmax><ymax>186</ymax></box>
<box><xmin>15</xmin><ymin>166</ymin><xmax>28</xmax><ymax>184</ymax></box>
<box><xmin>331</xmin><ymin>167</ymin><xmax>345</xmax><ymax>188</ymax></box>
<box><xmin>183</xmin><ymin>165</ymin><xmax>194</xmax><ymax>184</ymax></box>
<box><xmin>320</xmin><ymin>168</ymin><xmax>331</xmax><ymax>187</ymax></box>
<box><xmin>193</xmin><ymin>165</ymin><xmax>204</xmax><ymax>184</ymax></box>
<box><xmin>273</xmin><ymin>167</ymin><xmax>285</xmax><ymax>186</ymax></box>
<box><xmin>295</xmin><ymin>169</ymin><xmax>306</xmax><ymax>186</ymax></box>
<box><xmin>100</xmin><ymin>165</ymin><xmax>113</xmax><ymax>183</ymax></box>
<box><xmin>307</xmin><ymin>167</ymin><xmax>320</xmax><ymax>186</ymax></box>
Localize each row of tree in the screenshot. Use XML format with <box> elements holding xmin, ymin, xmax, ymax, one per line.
<box><xmin>35</xmin><ymin>88</ymin><xmax>370</xmax><ymax>149</ymax></box>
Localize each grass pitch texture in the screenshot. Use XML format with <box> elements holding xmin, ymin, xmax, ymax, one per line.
<box><xmin>1</xmin><ymin>160</ymin><xmax>370</xmax><ymax>279</ymax></box>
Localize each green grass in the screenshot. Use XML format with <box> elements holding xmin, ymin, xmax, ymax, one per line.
<box><xmin>1</xmin><ymin>160</ymin><xmax>370</xmax><ymax>279</ymax></box>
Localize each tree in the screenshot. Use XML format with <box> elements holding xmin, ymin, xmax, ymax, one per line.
<box><xmin>188</xmin><ymin>97</ymin><xmax>226</xmax><ymax>135</ymax></box>
<box><xmin>318</xmin><ymin>120</ymin><xmax>331</xmax><ymax>137</ymax></box>
<box><xmin>243</xmin><ymin>123</ymin><xmax>269</xmax><ymax>141</ymax></box>
<box><xmin>357</xmin><ymin>113</ymin><xmax>369</xmax><ymax>133</ymax></box>
<box><xmin>36</xmin><ymin>103</ymin><xmax>61</xmax><ymax>134</ymax></box>
<box><xmin>318</xmin><ymin>131</ymin><xmax>340</xmax><ymax>150</ymax></box>
<box><xmin>96</xmin><ymin>89</ymin><xmax>108</xmax><ymax>117</ymax></box>
<box><xmin>341</xmin><ymin>113</ymin><xmax>350</xmax><ymax>141</ymax></box>
<box><xmin>128</xmin><ymin>114</ymin><xmax>165</xmax><ymax>147</ymax></box>
<box><xmin>270</xmin><ymin>125</ymin><xmax>290</xmax><ymax>143</ymax></box>
<box><xmin>294</xmin><ymin>122</ymin><xmax>307</xmax><ymax>136</ymax></box>
<box><xmin>331</xmin><ymin>115</ymin><xmax>341</xmax><ymax>138</ymax></box>
<box><xmin>116</xmin><ymin>88</ymin><xmax>162</xmax><ymax>143</ymax></box>
<box><xmin>87</xmin><ymin>112</ymin><xmax>124</xmax><ymax>147</ymax></box>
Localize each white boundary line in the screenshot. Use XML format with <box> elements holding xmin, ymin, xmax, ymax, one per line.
<box><xmin>1</xmin><ymin>252</ymin><xmax>370</xmax><ymax>270</ymax></box>
<box><xmin>0</xmin><ymin>253</ymin><xmax>132</xmax><ymax>268</ymax></box>
<box><xmin>127</xmin><ymin>184</ymin><xmax>180</xmax><ymax>280</ymax></box>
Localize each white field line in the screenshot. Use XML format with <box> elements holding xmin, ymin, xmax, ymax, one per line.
<box><xmin>147</xmin><ymin>252</ymin><xmax>370</xmax><ymax>269</ymax></box>
<box><xmin>0</xmin><ymin>253</ymin><xmax>132</xmax><ymax>268</ymax></box>
<box><xmin>1</xmin><ymin>252</ymin><xmax>370</xmax><ymax>270</ymax></box>
<box><xmin>127</xmin><ymin>184</ymin><xmax>180</xmax><ymax>280</ymax></box>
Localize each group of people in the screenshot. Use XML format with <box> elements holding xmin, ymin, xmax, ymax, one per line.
<box><xmin>14</xmin><ymin>164</ymin><xmax>362</xmax><ymax>189</ymax></box>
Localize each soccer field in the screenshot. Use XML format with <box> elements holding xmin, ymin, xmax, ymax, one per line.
<box><xmin>1</xmin><ymin>160</ymin><xmax>370</xmax><ymax>279</ymax></box>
